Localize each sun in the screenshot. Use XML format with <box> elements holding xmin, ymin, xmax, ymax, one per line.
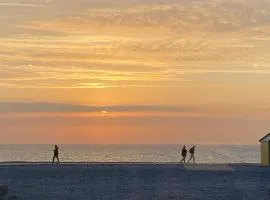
<box><xmin>101</xmin><ymin>110</ymin><xmax>107</xmax><ymax>115</ymax></box>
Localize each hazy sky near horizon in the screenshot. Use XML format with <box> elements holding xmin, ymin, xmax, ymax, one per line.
<box><xmin>1</xmin><ymin>0</ymin><xmax>270</xmax><ymax>144</ymax></box>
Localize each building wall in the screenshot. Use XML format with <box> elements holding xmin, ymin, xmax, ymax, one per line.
<box><xmin>261</xmin><ymin>141</ymin><xmax>270</xmax><ymax>165</ymax></box>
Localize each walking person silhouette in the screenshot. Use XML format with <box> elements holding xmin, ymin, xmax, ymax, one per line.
<box><xmin>52</xmin><ymin>145</ymin><xmax>59</xmax><ymax>164</ymax></box>
<box><xmin>180</xmin><ymin>145</ymin><xmax>187</xmax><ymax>163</ymax></box>
<box><xmin>187</xmin><ymin>146</ymin><xmax>195</xmax><ymax>164</ymax></box>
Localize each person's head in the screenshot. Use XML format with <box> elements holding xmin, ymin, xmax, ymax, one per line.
<box><xmin>55</xmin><ymin>145</ymin><xmax>58</xmax><ymax>148</ymax></box>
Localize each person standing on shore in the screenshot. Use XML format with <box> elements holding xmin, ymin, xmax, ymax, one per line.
<box><xmin>187</xmin><ymin>146</ymin><xmax>195</xmax><ymax>164</ymax></box>
<box><xmin>180</xmin><ymin>145</ymin><xmax>187</xmax><ymax>163</ymax></box>
<box><xmin>52</xmin><ymin>145</ymin><xmax>59</xmax><ymax>164</ymax></box>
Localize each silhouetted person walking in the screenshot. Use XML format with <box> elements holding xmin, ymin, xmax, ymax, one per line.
<box><xmin>187</xmin><ymin>146</ymin><xmax>195</xmax><ymax>164</ymax></box>
<box><xmin>52</xmin><ymin>145</ymin><xmax>59</xmax><ymax>164</ymax></box>
<box><xmin>180</xmin><ymin>145</ymin><xmax>187</xmax><ymax>163</ymax></box>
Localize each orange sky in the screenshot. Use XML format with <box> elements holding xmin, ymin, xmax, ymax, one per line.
<box><xmin>1</xmin><ymin>0</ymin><xmax>270</xmax><ymax>144</ymax></box>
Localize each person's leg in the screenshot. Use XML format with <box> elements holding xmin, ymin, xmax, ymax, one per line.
<box><xmin>52</xmin><ymin>155</ymin><xmax>55</xmax><ymax>163</ymax></box>
<box><xmin>189</xmin><ymin>154</ymin><xmax>194</xmax><ymax>164</ymax></box>
<box><xmin>56</xmin><ymin>155</ymin><xmax>59</xmax><ymax>163</ymax></box>
<box><xmin>187</xmin><ymin>155</ymin><xmax>192</xmax><ymax>163</ymax></box>
<box><xmin>180</xmin><ymin>157</ymin><xmax>183</xmax><ymax>163</ymax></box>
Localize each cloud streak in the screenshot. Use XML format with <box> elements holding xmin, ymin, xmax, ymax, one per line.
<box><xmin>0</xmin><ymin>102</ymin><xmax>191</xmax><ymax>113</ymax></box>
<box><xmin>2</xmin><ymin>0</ymin><xmax>270</xmax><ymax>106</ymax></box>
<box><xmin>0</xmin><ymin>2</ymin><xmax>50</xmax><ymax>8</ymax></box>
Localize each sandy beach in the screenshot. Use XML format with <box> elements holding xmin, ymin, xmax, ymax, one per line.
<box><xmin>0</xmin><ymin>163</ymin><xmax>269</xmax><ymax>200</ymax></box>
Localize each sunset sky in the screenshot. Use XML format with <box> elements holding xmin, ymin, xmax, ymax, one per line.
<box><xmin>1</xmin><ymin>0</ymin><xmax>270</xmax><ymax>144</ymax></box>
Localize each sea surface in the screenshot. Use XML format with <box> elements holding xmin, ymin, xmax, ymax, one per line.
<box><xmin>0</xmin><ymin>144</ymin><xmax>260</xmax><ymax>163</ymax></box>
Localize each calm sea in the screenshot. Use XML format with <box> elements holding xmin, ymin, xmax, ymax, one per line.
<box><xmin>0</xmin><ymin>144</ymin><xmax>260</xmax><ymax>163</ymax></box>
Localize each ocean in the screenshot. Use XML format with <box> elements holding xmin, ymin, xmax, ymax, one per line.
<box><xmin>0</xmin><ymin>144</ymin><xmax>260</xmax><ymax>163</ymax></box>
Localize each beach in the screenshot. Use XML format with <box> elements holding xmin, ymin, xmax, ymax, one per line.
<box><xmin>0</xmin><ymin>163</ymin><xmax>269</xmax><ymax>200</ymax></box>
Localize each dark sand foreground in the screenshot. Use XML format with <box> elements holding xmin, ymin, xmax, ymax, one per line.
<box><xmin>0</xmin><ymin>163</ymin><xmax>269</xmax><ymax>200</ymax></box>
